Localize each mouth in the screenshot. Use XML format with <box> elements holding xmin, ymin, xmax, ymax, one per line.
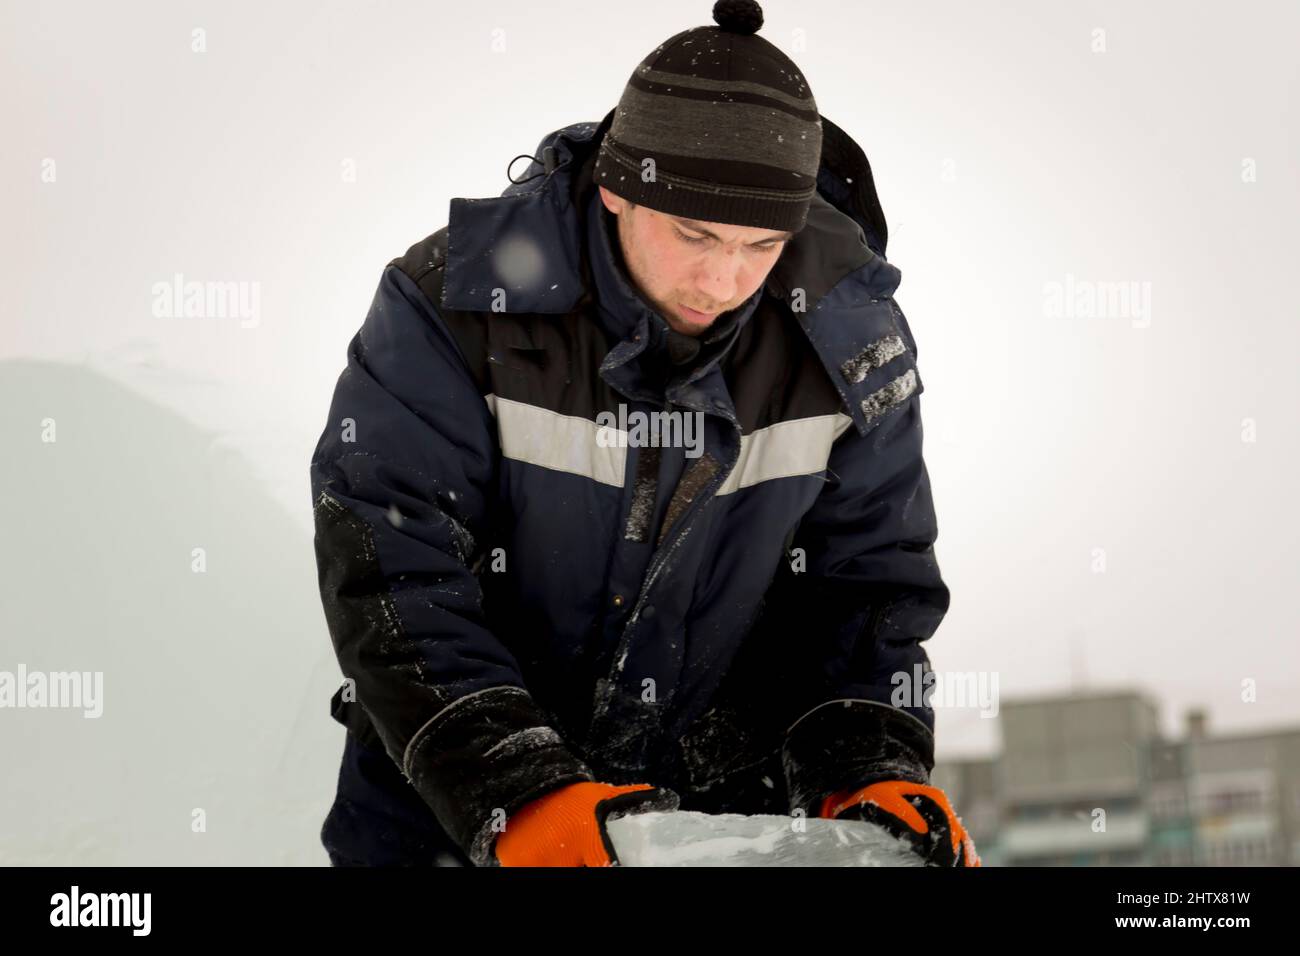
<box><xmin>677</xmin><ymin>304</ymin><xmax>720</xmax><ymax>325</ymax></box>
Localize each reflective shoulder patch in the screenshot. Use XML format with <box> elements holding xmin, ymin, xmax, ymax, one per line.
<box><xmin>840</xmin><ymin>333</ymin><xmax>907</xmax><ymax>385</ymax></box>
<box><xmin>860</xmin><ymin>367</ymin><xmax>918</xmax><ymax>427</ymax></box>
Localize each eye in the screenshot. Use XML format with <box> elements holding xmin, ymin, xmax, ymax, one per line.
<box><xmin>675</xmin><ymin>227</ymin><xmax>783</xmax><ymax>250</ymax></box>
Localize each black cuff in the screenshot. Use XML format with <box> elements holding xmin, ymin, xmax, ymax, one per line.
<box><xmin>402</xmin><ymin>686</ymin><xmax>596</xmax><ymax>866</ymax></box>
<box><xmin>781</xmin><ymin>698</ymin><xmax>935</xmax><ymax>816</ymax></box>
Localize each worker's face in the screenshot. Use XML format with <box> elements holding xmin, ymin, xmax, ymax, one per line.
<box><xmin>598</xmin><ymin>185</ymin><xmax>791</xmax><ymax>337</ymax></box>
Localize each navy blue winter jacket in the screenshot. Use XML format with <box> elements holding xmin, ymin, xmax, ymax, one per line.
<box><xmin>310</xmin><ymin>108</ymin><xmax>951</xmax><ymax>866</ymax></box>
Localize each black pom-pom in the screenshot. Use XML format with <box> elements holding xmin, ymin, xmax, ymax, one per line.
<box><xmin>712</xmin><ymin>0</ymin><xmax>763</xmax><ymax>35</ymax></box>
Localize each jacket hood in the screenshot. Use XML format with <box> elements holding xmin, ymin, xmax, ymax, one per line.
<box><xmin>442</xmin><ymin>107</ymin><xmax>901</xmax><ymax>319</ymax></box>
<box><xmin>439</xmin><ymin>107</ymin><xmax>922</xmax><ymax>439</ymax></box>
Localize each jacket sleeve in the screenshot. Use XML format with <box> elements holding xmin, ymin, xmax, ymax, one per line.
<box><xmin>310</xmin><ymin>263</ymin><xmax>595</xmax><ymax>866</ymax></box>
<box><xmin>774</xmin><ymin>384</ymin><xmax>951</xmax><ymax>818</ymax></box>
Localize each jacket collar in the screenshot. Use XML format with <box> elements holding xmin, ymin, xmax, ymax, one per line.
<box><xmin>584</xmin><ymin>179</ymin><xmax>763</xmax><ymax>386</ymax></box>
<box><xmin>440</xmin><ymin>115</ymin><xmax>605</xmax><ymax>316</ymax></box>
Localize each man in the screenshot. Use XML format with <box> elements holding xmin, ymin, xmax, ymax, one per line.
<box><xmin>310</xmin><ymin>0</ymin><xmax>978</xmax><ymax>867</ymax></box>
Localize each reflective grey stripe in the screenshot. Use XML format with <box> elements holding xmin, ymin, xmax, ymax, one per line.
<box><xmin>484</xmin><ymin>394</ymin><xmax>626</xmax><ymax>487</ymax></box>
<box><xmin>483</xmin><ymin>395</ymin><xmax>853</xmax><ymax>494</ymax></box>
<box><xmin>717</xmin><ymin>413</ymin><xmax>855</xmax><ymax>496</ymax></box>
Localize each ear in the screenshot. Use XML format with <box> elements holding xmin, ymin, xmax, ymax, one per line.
<box><xmin>598</xmin><ymin>185</ymin><xmax>628</xmax><ymax>216</ymax></box>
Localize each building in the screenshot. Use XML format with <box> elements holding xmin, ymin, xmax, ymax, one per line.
<box><xmin>932</xmin><ymin>691</ymin><xmax>1300</xmax><ymax>866</ymax></box>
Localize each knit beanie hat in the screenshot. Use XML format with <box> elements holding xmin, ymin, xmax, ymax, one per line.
<box><xmin>594</xmin><ymin>0</ymin><xmax>823</xmax><ymax>234</ymax></box>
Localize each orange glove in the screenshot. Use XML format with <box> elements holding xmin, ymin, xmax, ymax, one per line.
<box><xmin>820</xmin><ymin>780</ymin><xmax>981</xmax><ymax>867</ymax></box>
<box><xmin>494</xmin><ymin>780</ymin><xmax>677</xmax><ymax>867</ymax></box>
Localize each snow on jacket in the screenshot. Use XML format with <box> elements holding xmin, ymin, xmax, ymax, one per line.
<box><xmin>310</xmin><ymin>107</ymin><xmax>951</xmax><ymax>866</ymax></box>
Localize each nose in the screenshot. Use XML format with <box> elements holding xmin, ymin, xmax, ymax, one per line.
<box><xmin>695</xmin><ymin>253</ymin><xmax>742</xmax><ymax>310</ymax></box>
